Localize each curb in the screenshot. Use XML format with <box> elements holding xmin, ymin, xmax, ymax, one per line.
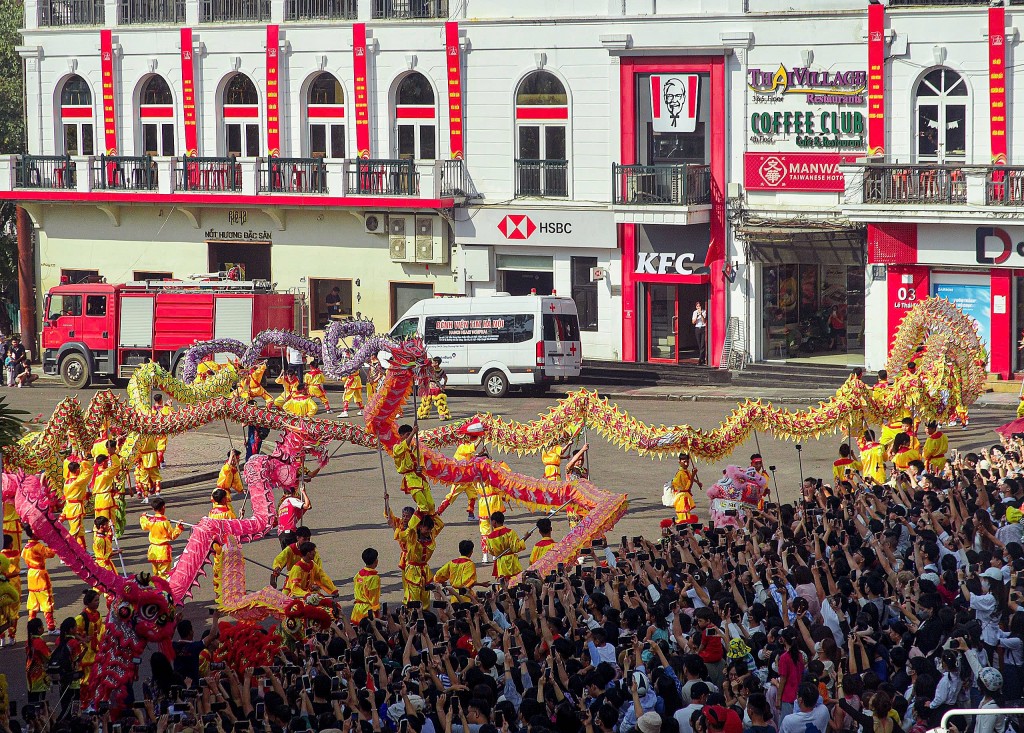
<box><xmin>161</xmin><ymin>469</ymin><xmax>220</xmax><ymax>490</ymax></box>
<box><xmin>558</xmin><ymin>388</ymin><xmax>838</xmax><ymax>405</ymax></box>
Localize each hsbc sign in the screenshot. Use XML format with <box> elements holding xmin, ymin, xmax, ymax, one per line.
<box><xmin>454</xmin><ymin>207</ymin><xmax>615</xmax><ymax>249</ymax></box>
<box><xmin>635</xmin><ymin>252</ymin><xmax>698</xmax><ymax>275</ymax></box>
<box><xmin>497</xmin><ymin>214</ymin><xmax>573</xmax><ymax>239</ymax></box>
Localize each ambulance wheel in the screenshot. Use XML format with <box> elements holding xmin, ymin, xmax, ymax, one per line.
<box><xmin>61</xmin><ymin>353</ymin><xmax>90</xmax><ymax>389</ymax></box>
<box><xmin>483</xmin><ymin>370</ymin><xmax>509</xmax><ymax>399</ymax></box>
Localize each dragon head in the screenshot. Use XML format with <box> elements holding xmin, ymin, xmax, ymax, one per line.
<box><xmin>384</xmin><ymin>336</ymin><xmax>432</xmax><ymax>392</ymax></box>
<box><xmin>113</xmin><ymin>574</ymin><xmax>177</xmax><ymax>643</ymax></box>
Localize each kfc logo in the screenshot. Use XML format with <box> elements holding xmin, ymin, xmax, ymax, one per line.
<box><xmin>651</xmin><ymin>74</ymin><xmax>699</xmax><ymax>133</ymax></box>
<box><xmin>498</xmin><ymin>215</ymin><xmax>536</xmax><ymax>240</ymax></box>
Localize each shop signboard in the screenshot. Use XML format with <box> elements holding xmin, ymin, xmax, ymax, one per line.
<box><xmin>918</xmin><ymin>224</ymin><xmax>1024</xmax><ymax>268</ymax></box>
<box><xmin>931</xmin><ymin>281</ymin><xmax>990</xmax><ymax>352</ymax></box>
<box><xmin>453</xmin><ymin>207</ymin><xmax>616</xmax><ymax>249</ymax></box>
<box><xmin>744</xmin><ymin>152</ymin><xmax>860</xmax><ymax>191</ymax></box>
<box><xmin>650</xmin><ymin>74</ymin><xmax>699</xmax><ymax>133</ymax></box>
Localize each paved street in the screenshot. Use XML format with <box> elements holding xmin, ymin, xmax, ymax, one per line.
<box><xmin>0</xmin><ymin>379</ymin><xmax>1015</xmax><ymax>696</ymax></box>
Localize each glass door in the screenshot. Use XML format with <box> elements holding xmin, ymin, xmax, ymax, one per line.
<box><xmin>647</xmin><ymin>284</ymin><xmax>679</xmax><ymax>362</ymax></box>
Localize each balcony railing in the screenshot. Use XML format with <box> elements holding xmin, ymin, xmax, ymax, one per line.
<box><xmin>177</xmin><ymin>157</ymin><xmax>241</xmax><ymax>192</ymax></box>
<box><xmin>260</xmin><ymin>157</ymin><xmax>328</xmax><ymax>194</ymax></box>
<box><xmin>372</xmin><ymin>0</ymin><xmax>447</xmax><ymax>18</ymax></box>
<box><xmin>91</xmin><ymin>156</ymin><xmax>158</xmax><ymax>191</ymax></box>
<box><xmin>286</xmin><ymin>0</ymin><xmax>355</xmax><ymax>19</ymax></box>
<box><xmin>863</xmin><ymin>164</ymin><xmax>967</xmax><ymax>205</ymax></box>
<box><xmin>515</xmin><ymin>159</ymin><xmax>568</xmax><ymax>198</ymax></box>
<box><xmin>612</xmin><ymin>163</ymin><xmax>711</xmax><ymax>206</ymax></box>
<box><xmin>119</xmin><ymin>0</ymin><xmax>185</xmax><ymax>23</ymax></box>
<box><xmin>39</xmin><ymin>0</ymin><xmax>104</xmax><ymax>25</ymax></box>
<box><xmin>986</xmin><ymin>168</ymin><xmax>1024</xmax><ymax>206</ymax></box>
<box><xmin>439</xmin><ymin>159</ymin><xmax>477</xmax><ymax>199</ymax></box>
<box><xmin>16</xmin><ymin>156</ymin><xmax>76</xmax><ymax>189</ymax></box>
<box><xmin>347</xmin><ymin>159</ymin><xmax>418</xmax><ymax>196</ymax></box>
<box><xmin>200</xmin><ymin>0</ymin><xmax>270</xmax><ymax>21</ymax></box>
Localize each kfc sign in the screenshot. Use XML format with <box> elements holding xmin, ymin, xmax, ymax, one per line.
<box><xmin>651</xmin><ymin>74</ymin><xmax>699</xmax><ymax>133</ymax></box>
<box><xmin>635</xmin><ymin>252</ymin><xmax>698</xmax><ymax>275</ymax></box>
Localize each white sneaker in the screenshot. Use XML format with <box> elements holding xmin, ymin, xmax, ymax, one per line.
<box><xmin>481</xmin><ymin>553</ymin><xmax>490</xmax><ymax>563</ymax></box>
<box><xmin>357</xmin><ymin>410</ymin><xmax>363</xmax><ymax>416</ymax></box>
<box><xmin>340</xmin><ymin>411</ymin><xmax>349</xmax><ymax>418</ymax></box>
<box><xmin>325</xmin><ymin>409</ymin><xmax>332</xmax><ymax>414</ymax></box>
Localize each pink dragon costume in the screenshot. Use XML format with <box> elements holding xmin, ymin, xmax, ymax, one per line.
<box><xmin>706</xmin><ymin>466</ymin><xmax>767</xmax><ymax>529</ymax></box>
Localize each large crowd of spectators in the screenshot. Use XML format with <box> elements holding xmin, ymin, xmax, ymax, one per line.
<box><xmin>3</xmin><ymin>434</ymin><xmax>1024</xmax><ymax>733</ymax></box>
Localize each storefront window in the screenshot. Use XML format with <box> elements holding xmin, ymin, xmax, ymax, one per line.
<box><xmin>570</xmin><ymin>256</ymin><xmax>598</xmax><ymax>331</ymax></box>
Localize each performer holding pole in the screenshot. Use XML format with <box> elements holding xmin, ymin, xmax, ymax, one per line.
<box><xmin>139</xmin><ymin>496</ymin><xmax>184</xmax><ymax>579</ymax></box>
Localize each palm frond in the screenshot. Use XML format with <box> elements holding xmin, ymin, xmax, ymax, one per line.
<box><xmin>0</xmin><ymin>395</ymin><xmax>29</xmax><ymax>450</ymax></box>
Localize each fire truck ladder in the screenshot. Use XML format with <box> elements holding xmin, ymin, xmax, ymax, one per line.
<box><xmin>127</xmin><ymin>276</ymin><xmax>274</xmax><ymax>293</ymax></box>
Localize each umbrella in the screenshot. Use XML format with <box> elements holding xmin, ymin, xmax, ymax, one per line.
<box><xmin>995</xmin><ymin>417</ymin><xmax>1024</xmax><ymax>437</ymax></box>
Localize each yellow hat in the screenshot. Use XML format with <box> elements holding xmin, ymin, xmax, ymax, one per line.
<box><xmin>1006</xmin><ymin>505</ymin><xmax>1023</xmax><ymax>524</ymax></box>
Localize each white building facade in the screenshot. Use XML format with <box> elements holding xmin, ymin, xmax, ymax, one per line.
<box><xmin>5</xmin><ymin>0</ymin><xmax>1024</xmax><ymax>373</ymax></box>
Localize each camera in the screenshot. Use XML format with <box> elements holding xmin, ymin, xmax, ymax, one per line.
<box><xmin>769</xmin><ymin>465</ymin><xmax>776</xmax><ymax>472</ymax></box>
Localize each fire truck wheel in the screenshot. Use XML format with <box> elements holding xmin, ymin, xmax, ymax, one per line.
<box><xmin>60</xmin><ymin>353</ymin><xmax>90</xmax><ymax>389</ymax></box>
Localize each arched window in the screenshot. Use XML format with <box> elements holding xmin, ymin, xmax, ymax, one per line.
<box><xmin>139</xmin><ymin>75</ymin><xmax>175</xmax><ymax>156</ymax></box>
<box><xmin>514</xmin><ymin>71</ymin><xmax>568</xmax><ymax>197</ymax></box>
<box><xmin>221</xmin><ymin>73</ymin><xmax>260</xmax><ymax>157</ymax></box>
<box><xmin>394</xmin><ymin>72</ymin><xmax>436</xmax><ymax>160</ymax></box>
<box><xmin>915</xmin><ymin>68</ymin><xmax>967</xmax><ymax>162</ymax></box>
<box><xmin>59</xmin><ymin>75</ymin><xmax>94</xmax><ymax>156</ymax></box>
<box><xmin>306</xmin><ymin>73</ymin><xmax>345</xmax><ymax>158</ymax></box>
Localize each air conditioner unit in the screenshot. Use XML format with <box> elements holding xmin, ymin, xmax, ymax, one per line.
<box><xmin>364</xmin><ymin>212</ymin><xmax>386</xmax><ymax>234</ymax></box>
<box><xmin>389</xmin><ymin>215</ymin><xmax>414</xmax><ymax>262</ymax></box>
<box><xmin>413</xmin><ymin>216</ymin><xmax>450</xmax><ymax>265</ymax></box>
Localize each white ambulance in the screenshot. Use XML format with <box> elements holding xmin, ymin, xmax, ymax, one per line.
<box><xmin>389</xmin><ymin>294</ymin><xmax>583</xmax><ymax>398</ymax></box>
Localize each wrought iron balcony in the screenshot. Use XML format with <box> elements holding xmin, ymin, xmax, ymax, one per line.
<box><xmin>16</xmin><ymin>156</ymin><xmax>76</xmax><ymax>189</ymax></box>
<box><xmin>286</xmin><ymin>0</ymin><xmax>356</xmax><ymax>19</ymax></box>
<box><xmin>260</xmin><ymin>157</ymin><xmax>328</xmax><ymax>194</ymax></box>
<box><xmin>119</xmin><ymin>0</ymin><xmax>185</xmax><ymax>23</ymax></box>
<box><xmin>347</xmin><ymin>159</ymin><xmax>418</xmax><ymax>196</ymax></box>
<box><xmin>39</xmin><ymin>0</ymin><xmax>104</xmax><ymax>25</ymax></box>
<box><xmin>439</xmin><ymin>159</ymin><xmax>477</xmax><ymax>200</ymax></box>
<box><xmin>515</xmin><ymin>159</ymin><xmax>568</xmax><ymax>198</ymax></box>
<box><xmin>612</xmin><ymin>163</ymin><xmax>711</xmax><ymax>206</ymax></box>
<box><xmin>200</xmin><ymin>0</ymin><xmax>270</xmax><ymax>22</ymax></box>
<box><xmin>372</xmin><ymin>0</ymin><xmax>447</xmax><ymax>18</ymax></box>
<box><xmin>91</xmin><ymin>156</ymin><xmax>158</xmax><ymax>191</ymax></box>
<box><xmin>863</xmin><ymin>164</ymin><xmax>967</xmax><ymax>205</ymax></box>
<box><xmin>177</xmin><ymin>157</ymin><xmax>241</xmax><ymax>192</ymax></box>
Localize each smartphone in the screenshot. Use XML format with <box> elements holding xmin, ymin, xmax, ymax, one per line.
<box><xmin>408</xmin><ymin>601</ymin><xmax>422</xmax><ymax>610</ymax></box>
<box><xmin>432</xmin><ymin>600</ymin><xmax>447</xmax><ymax>609</ymax></box>
<box><xmin>181</xmin><ymin>689</ymin><xmax>199</xmax><ymax>700</ymax></box>
<box><xmin>211</xmin><ymin>702</ymin><xmax>228</xmax><ymax>713</ymax></box>
<box><xmin>301</xmin><ymin>675</ymin><xmax>311</xmax><ymax>691</ymax></box>
<box><xmin>263</xmin><ymin>678</ymin><xmax>272</xmax><ymax>689</ymax></box>
<box><xmin>255</xmin><ymin>702</ymin><xmax>265</xmax><ymax>719</ymax></box>
<box><xmin>203</xmin><ymin>714</ymin><xmax>218</xmax><ymax>724</ymax></box>
<box><xmin>133</xmin><ymin>701</ymin><xmax>148</xmax><ymax>710</ymax></box>
<box><xmin>332</xmin><ymin>677</ymin><xmax>341</xmax><ymax>692</ymax></box>
<box><xmin>234</xmin><ymin>723</ymin><xmax>250</xmax><ymax>732</ymax></box>
<box><xmin>416</xmin><ymin>619</ymin><xmax>425</xmax><ymax>633</ymax></box>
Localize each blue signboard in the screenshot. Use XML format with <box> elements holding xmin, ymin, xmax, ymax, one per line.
<box><xmin>931</xmin><ymin>282</ymin><xmax>991</xmax><ymax>356</ymax></box>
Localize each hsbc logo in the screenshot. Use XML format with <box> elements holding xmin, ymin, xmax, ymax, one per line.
<box><xmin>497</xmin><ymin>215</ymin><xmax>573</xmax><ymax>240</ymax></box>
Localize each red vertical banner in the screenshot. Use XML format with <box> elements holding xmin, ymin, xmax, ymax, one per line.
<box><xmin>990</xmin><ymin>6</ymin><xmax>1007</xmax><ymax>164</ymax></box>
<box><xmin>353</xmin><ymin>23</ymin><xmax>370</xmax><ymax>158</ymax></box>
<box><xmin>100</xmin><ymin>30</ymin><xmax>117</xmax><ymax>155</ymax></box>
<box><xmin>867</xmin><ymin>3</ymin><xmax>885</xmax><ymax>156</ymax></box>
<box><xmin>445</xmin><ymin>22</ymin><xmax>464</xmax><ymax>160</ymax></box>
<box><xmin>180</xmin><ymin>28</ymin><xmax>198</xmax><ymax>156</ymax></box>
<box><xmin>266</xmin><ymin>25</ymin><xmax>280</xmax><ymax>156</ymax></box>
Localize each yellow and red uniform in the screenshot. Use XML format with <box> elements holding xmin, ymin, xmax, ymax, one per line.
<box><xmin>485</xmin><ymin>525</ymin><xmax>526</xmax><ymax>579</ymax></box>
<box><xmin>892</xmin><ymin>446</ymin><xmax>922</xmax><ymax>472</ymax></box>
<box><xmin>1</xmin><ymin>545</ymin><xmax>21</xmax><ymax>639</ymax></box>
<box><xmin>22</xmin><ymin>539</ymin><xmax>57</xmax><ymax>628</ymax></box>
<box><xmin>433</xmin><ymin>556</ymin><xmax>476</xmax><ymax>603</ymax></box>
<box><xmin>209</xmin><ymin>501</ymin><xmax>236</xmax><ymax>590</ymax></box>
<box><xmin>393</xmin><ymin>439</ymin><xmax>434</xmax><ymax>514</ymax></box>
<box><xmin>2</xmin><ymin>500</ymin><xmax>21</xmax><ymax>554</ymax></box>
<box><xmin>385</xmin><ymin>510</ymin><xmax>410</xmax><ymax>571</ymax></box>
<box><xmin>61</xmin><ymin>460</ymin><xmax>92</xmax><ymax>547</ymax></box>
<box><xmin>139</xmin><ymin>511</ymin><xmax>183</xmax><ymax>579</ymax></box>
<box><xmin>75</xmin><ymin>606</ymin><xmax>102</xmax><ymax>685</ymax></box>
<box><xmin>442</xmin><ymin>441</ymin><xmax>482</xmax><ymax>514</ymax></box>
<box><xmin>542</xmin><ymin>446</ymin><xmax>563</xmax><ymax>481</ymax></box>
<box><xmin>274</xmin><ymin>372</ymin><xmax>300</xmax><ymax>408</ymax></box>
<box><xmin>284</xmin><ymin>390</ymin><xmax>319</xmax><ymax>418</ymax></box>
<box><xmin>216</xmin><ymin>460</ymin><xmax>244</xmax><ymax>511</ymax></box>
<box><xmin>923</xmin><ymin>429</ymin><xmax>949</xmax><ymax>473</ymax></box>
<box><xmin>0</xmin><ymin>555</ymin><xmax>17</xmax><ymax>634</ymax></box>
<box><xmin>350</xmin><ymin>566</ymin><xmax>380</xmax><ymax>624</ymax></box>
<box><xmin>284</xmin><ymin>557</ymin><xmax>337</xmax><ymax>598</ymax></box>
<box><xmin>859</xmin><ymin>441</ymin><xmax>887</xmax><ymax>484</ymax></box>
<box><xmin>154</xmin><ymin>403</ymin><xmax>172</xmax><ymax>464</ymax></box>
<box><xmin>342</xmin><ymin>372</ymin><xmax>364</xmax><ymax>411</ymax></box>
<box><xmin>397</xmin><ymin>513</ymin><xmax>444</xmax><ymax>605</ymax></box>
<box><xmin>530</xmin><ymin>537</ymin><xmax>556</xmax><ymax>565</ymax></box>
<box><xmin>832</xmin><ymin>456</ymin><xmax>862</xmax><ymax>484</ymax></box>
<box><xmin>671</xmin><ymin>466</ymin><xmax>699</xmax><ymax>525</ymax></box>
<box><xmin>476</xmin><ymin>486</ymin><xmax>505</xmax><ymax>552</ymax></box>
<box><xmin>237</xmin><ymin>362</ymin><xmax>272</xmax><ymax>406</ymax></box>
<box><xmin>304</xmin><ymin>368</ymin><xmax>331</xmax><ymax>411</ymax></box>
<box><xmin>134</xmin><ymin>435</ymin><xmax>162</xmax><ymax>496</ymax></box>
<box><xmin>92</xmin><ymin>455</ymin><xmax>120</xmax><ymax>523</ymax></box>
<box><xmin>92</xmin><ymin>524</ymin><xmax>114</xmax><ymax>574</ymax></box>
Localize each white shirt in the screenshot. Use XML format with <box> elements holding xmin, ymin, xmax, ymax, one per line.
<box><xmin>287</xmin><ymin>347</ymin><xmax>304</xmax><ymax>365</ymax></box>
<box><xmin>692</xmin><ymin>309</ymin><xmax>707</xmax><ymax>328</ymax></box>
<box><xmin>674</xmin><ymin>704</ymin><xmax>704</xmax><ymax>733</ymax></box>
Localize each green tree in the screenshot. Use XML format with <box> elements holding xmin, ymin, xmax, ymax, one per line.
<box><xmin>0</xmin><ymin>0</ymin><xmax>23</xmax><ymax>335</ymax></box>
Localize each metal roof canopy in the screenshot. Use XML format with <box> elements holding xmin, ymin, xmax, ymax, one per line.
<box><xmin>739</xmin><ymin>225</ymin><xmax>866</xmax><ymax>267</ymax></box>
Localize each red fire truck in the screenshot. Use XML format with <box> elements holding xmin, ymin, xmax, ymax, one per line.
<box><xmin>41</xmin><ymin>277</ymin><xmax>299</xmax><ymax>389</ymax></box>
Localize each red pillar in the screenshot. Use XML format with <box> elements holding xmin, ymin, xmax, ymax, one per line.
<box><xmin>16</xmin><ymin>206</ymin><xmax>37</xmax><ymax>358</ymax></box>
<box><xmin>707</xmin><ymin>57</ymin><xmax>727</xmax><ymax>367</ymax></box>
<box><xmin>991</xmin><ymin>269</ymin><xmax>1012</xmax><ymax>378</ymax></box>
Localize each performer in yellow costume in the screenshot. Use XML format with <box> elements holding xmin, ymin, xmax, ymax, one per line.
<box><xmin>2</xmin><ymin>493</ymin><xmax>21</xmax><ymax>554</ymax></box>
<box><xmin>890</xmin><ymin>433</ymin><xmax>921</xmax><ymax>472</ymax></box>
<box><xmin>22</xmin><ymin>529</ymin><xmax>57</xmax><ymax>632</ymax></box>
<box><xmin>75</xmin><ymin>590</ymin><xmax>102</xmax><ymax>686</ymax></box>
<box><xmin>236</xmin><ymin>361</ymin><xmax>272</xmax><ymax>406</ymax></box>
<box><xmin>416</xmin><ymin>357</ymin><xmax>451</xmax><ymax>421</ymax></box>
<box><xmin>542</xmin><ymin>438</ymin><xmax>569</xmax><ymax>481</ymax></box>
<box><xmin>922</xmin><ymin>420</ymin><xmax>949</xmax><ymax>473</ymax></box>
<box><xmin>152</xmin><ymin>395</ymin><xmax>172</xmax><ymax>466</ymax></box>
<box><xmin>284</xmin><ymin>387</ymin><xmax>319</xmax><ymax>418</ymax></box>
<box><xmin>831</xmin><ymin>444</ymin><xmax>862</xmax><ymax>484</ymax></box>
<box><xmin>858</xmin><ymin>430</ymin><xmax>887</xmax><ymax>485</ymax></box>
<box><xmin>139</xmin><ymin>496</ymin><xmax>183</xmax><ymax>579</ymax></box>
<box><xmin>284</xmin><ymin>542</ymin><xmax>337</xmax><ymax>599</ymax></box>
<box><xmin>134</xmin><ymin>434</ymin><xmax>162</xmax><ymax>498</ymax></box>
<box><xmin>350</xmin><ymin>548</ymin><xmax>380</xmax><ymax>625</ymax></box>
<box><xmin>274</xmin><ymin>370</ymin><xmax>300</xmax><ymax>409</ymax></box>
<box><xmin>476</xmin><ymin>481</ymin><xmax>505</xmax><ymax>563</ymax></box>
<box><xmin>433</xmin><ymin>540</ymin><xmax>478</xmax><ymax>604</ymax></box>
<box><xmin>196</xmin><ymin>355</ymin><xmax>222</xmax><ymax>381</ymax></box>
<box><xmin>216</xmin><ymin>450</ymin><xmax>244</xmax><ymax>512</ymax></box>
<box><xmin>270</xmin><ymin>527</ymin><xmax>321</xmax><ymax>587</ymax></box>
<box><xmin>304</xmin><ymin>361</ymin><xmax>332</xmax><ymax>413</ymax></box>
<box><xmin>92</xmin><ymin>452</ymin><xmax>120</xmax><ymax>524</ymax></box>
<box><xmin>92</xmin><ymin>516</ymin><xmax>116</xmax><ymax>576</ymax></box>
<box><xmin>60</xmin><ymin>458</ymin><xmax>92</xmax><ymax>547</ymax></box>
<box><xmin>439</xmin><ymin>420</ymin><xmax>488</xmax><ymax>518</ymax></box>
<box><xmin>393</xmin><ymin>425</ymin><xmax>434</xmax><ymax>514</ymax></box>
<box><xmin>670</xmin><ymin>452</ymin><xmax>702</xmax><ymax>525</ymax></box>
<box><xmin>0</xmin><ymin>534</ymin><xmax>20</xmax><ymax>645</ymax></box>
<box><xmin>341</xmin><ymin>364</ymin><xmax>363</xmax><ymax>418</ymax></box>
<box><xmin>209</xmin><ymin>489</ymin><xmax>236</xmax><ymax>592</ymax></box>
<box><xmin>396</xmin><ymin>512</ymin><xmax>443</xmax><ymax>606</ymax></box>
<box><xmin>529</xmin><ymin>518</ymin><xmax>556</xmax><ymax>565</ymax></box>
<box><xmin>484</xmin><ymin>512</ymin><xmax>525</xmax><ymax>583</ymax></box>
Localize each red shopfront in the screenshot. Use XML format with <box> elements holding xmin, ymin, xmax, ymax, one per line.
<box><xmin>871</xmin><ymin>222</ymin><xmax>1016</xmax><ymax>378</ymax></box>
<box><xmin>619</xmin><ymin>56</ymin><xmax>727</xmax><ymax>366</ymax></box>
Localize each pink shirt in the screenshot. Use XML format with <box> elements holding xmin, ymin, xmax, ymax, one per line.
<box><xmin>777</xmin><ymin>652</ymin><xmax>805</xmax><ymax>703</ymax></box>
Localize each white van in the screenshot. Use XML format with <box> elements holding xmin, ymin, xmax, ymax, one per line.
<box><xmin>389</xmin><ymin>294</ymin><xmax>583</xmax><ymax>398</ymax></box>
